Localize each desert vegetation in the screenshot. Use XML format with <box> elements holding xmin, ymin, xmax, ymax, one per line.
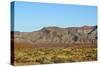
<box><xmin>13</xmin><ymin>44</ymin><xmax>97</xmax><ymax>65</ymax></box>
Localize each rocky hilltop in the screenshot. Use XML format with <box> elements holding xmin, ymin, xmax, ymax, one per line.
<box><xmin>12</xmin><ymin>25</ymin><xmax>97</xmax><ymax>46</ymax></box>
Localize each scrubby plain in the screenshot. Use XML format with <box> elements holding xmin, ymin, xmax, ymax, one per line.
<box><xmin>13</xmin><ymin>43</ymin><xmax>97</xmax><ymax>66</ymax></box>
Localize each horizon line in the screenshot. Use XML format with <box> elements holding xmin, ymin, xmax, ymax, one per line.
<box><xmin>11</xmin><ymin>25</ymin><xmax>97</xmax><ymax>32</ymax></box>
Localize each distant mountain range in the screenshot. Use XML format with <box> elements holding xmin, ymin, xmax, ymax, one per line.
<box><xmin>12</xmin><ymin>25</ymin><xmax>97</xmax><ymax>46</ymax></box>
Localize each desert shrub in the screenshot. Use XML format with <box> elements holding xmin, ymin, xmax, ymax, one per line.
<box><xmin>35</xmin><ymin>56</ymin><xmax>52</xmax><ymax>64</ymax></box>
<box><xmin>51</xmin><ymin>56</ymin><xmax>67</xmax><ymax>63</ymax></box>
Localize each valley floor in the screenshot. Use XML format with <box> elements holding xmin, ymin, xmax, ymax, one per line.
<box><xmin>11</xmin><ymin>46</ymin><xmax>97</xmax><ymax>66</ymax></box>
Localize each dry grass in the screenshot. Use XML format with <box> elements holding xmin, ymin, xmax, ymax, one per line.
<box><xmin>12</xmin><ymin>46</ymin><xmax>97</xmax><ymax>66</ymax></box>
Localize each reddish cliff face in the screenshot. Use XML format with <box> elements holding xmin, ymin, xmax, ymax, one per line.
<box><xmin>80</xmin><ymin>25</ymin><xmax>95</xmax><ymax>30</ymax></box>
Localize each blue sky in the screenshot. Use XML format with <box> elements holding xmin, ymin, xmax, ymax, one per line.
<box><xmin>13</xmin><ymin>1</ymin><xmax>97</xmax><ymax>32</ymax></box>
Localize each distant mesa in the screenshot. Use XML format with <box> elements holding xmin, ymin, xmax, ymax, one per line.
<box><xmin>80</xmin><ymin>25</ymin><xmax>94</xmax><ymax>30</ymax></box>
